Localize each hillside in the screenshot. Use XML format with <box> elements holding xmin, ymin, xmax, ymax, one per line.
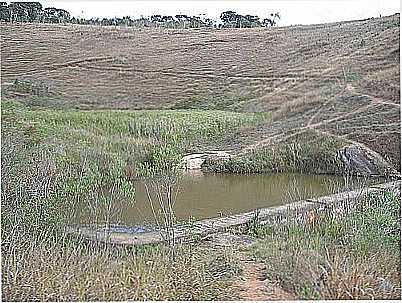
<box><xmin>1</xmin><ymin>14</ymin><xmax>400</xmax><ymax>168</ymax></box>
<box><xmin>1</xmin><ymin>14</ymin><xmax>401</xmax><ymax>301</ymax></box>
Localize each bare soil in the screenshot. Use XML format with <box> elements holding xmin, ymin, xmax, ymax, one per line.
<box><xmin>198</xmin><ymin>232</ymin><xmax>296</xmax><ymax>300</ymax></box>
<box><xmin>233</xmin><ymin>255</ymin><xmax>296</xmax><ymax>301</ymax></box>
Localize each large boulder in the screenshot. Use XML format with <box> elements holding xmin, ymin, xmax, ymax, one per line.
<box><xmin>337</xmin><ymin>144</ymin><xmax>397</xmax><ymax>176</ymax></box>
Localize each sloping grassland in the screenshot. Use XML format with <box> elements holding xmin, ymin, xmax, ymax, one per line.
<box><xmin>1</xmin><ymin>14</ymin><xmax>400</xmax><ymax>168</ymax></box>
<box><xmin>0</xmin><ymin>15</ymin><xmax>401</xmax><ymax>301</ymax></box>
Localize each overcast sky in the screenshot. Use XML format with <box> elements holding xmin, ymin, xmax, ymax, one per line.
<box><xmin>34</xmin><ymin>0</ymin><xmax>400</xmax><ymax>26</ymax></box>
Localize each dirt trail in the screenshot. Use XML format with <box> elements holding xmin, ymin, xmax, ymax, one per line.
<box><xmin>233</xmin><ymin>254</ymin><xmax>296</xmax><ymax>301</ymax></box>
<box><xmin>237</xmin><ymin>82</ymin><xmax>399</xmax><ymax>156</ymax></box>
<box><xmin>346</xmin><ymin>84</ymin><xmax>400</xmax><ymax>107</ymax></box>
<box><xmin>50</xmin><ymin>56</ymin><xmax>114</xmax><ymax>69</ymax></box>
<box><xmin>199</xmin><ymin>232</ymin><xmax>296</xmax><ymax>301</ymax></box>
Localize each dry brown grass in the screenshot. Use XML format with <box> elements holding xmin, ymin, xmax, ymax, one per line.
<box><xmin>1</xmin><ymin>15</ymin><xmax>400</xmax><ymax>167</ymax></box>
<box><xmin>0</xmin><ymin>15</ymin><xmax>399</xmax><ymax>111</ymax></box>
<box><xmin>1</xmin><ymin>231</ymin><xmax>240</xmax><ymax>301</ymax></box>
<box><xmin>317</xmin><ymin>251</ymin><xmax>400</xmax><ymax>300</ymax></box>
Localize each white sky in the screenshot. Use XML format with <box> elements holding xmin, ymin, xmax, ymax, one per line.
<box><xmin>18</xmin><ymin>0</ymin><xmax>401</xmax><ymax>26</ymax></box>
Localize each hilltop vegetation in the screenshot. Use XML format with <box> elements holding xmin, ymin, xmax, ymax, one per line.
<box><xmin>0</xmin><ymin>1</ymin><xmax>279</xmax><ymax>28</ymax></box>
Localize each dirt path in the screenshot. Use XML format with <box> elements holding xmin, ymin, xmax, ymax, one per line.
<box><xmin>233</xmin><ymin>254</ymin><xmax>296</xmax><ymax>301</ymax></box>
<box><xmin>199</xmin><ymin>232</ymin><xmax>296</xmax><ymax>301</ymax></box>
<box><xmin>236</xmin><ymin>82</ymin><xmax>399</xmax><ymax>156</ymax></box>
<box><xmin>346</xmin><ymin>83</ymin><xmax>400</xmax><ymax>107</ymax></box>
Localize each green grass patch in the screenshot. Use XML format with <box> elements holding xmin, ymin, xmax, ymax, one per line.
<box><xmin>1</xmin><ymin>99</ymin><xmax>257</xmax><ymax>300</ymax></box>
<box><xmin>203</xmin><ymin>130</ymin><xmax>346</xmax><ymax>174</ymax></box>
<box><xmin>2</xmin><ymin>99</ymin><xmax>267</xmax><ymax>170</ymax></box>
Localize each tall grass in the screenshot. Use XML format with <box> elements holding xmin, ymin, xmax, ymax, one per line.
<box><xmin>2</xmin><ymin>100</ymin><xmax>266</xmax><ymax>224</ymax></box>
<box><xmin>14</xmin><ymin>100</ymin><xmax>268</xmax><ymax>177</ymax></box>
<box><xmin>1</xmin><ymin>100</ymin><xmax>248</xmax><ymax>301</ymax></box>
<box><xmin>248</xmin><ymin>188</ymin><xmax>401</xmax><ymax>300</ymax></box>
<box><xmin>1</xmin><ymin>228</ymin><xmax>240</xmax><ymax>301</ymax></box>
<box><xmin>203</xmin><ymin>130</ymin><xmax>346</xmax><ymax>175</ymax></box>
<box><xmin>21</xmin><ymin>105</ymin><xmax>267</xmax><ymax>148</ymax></box>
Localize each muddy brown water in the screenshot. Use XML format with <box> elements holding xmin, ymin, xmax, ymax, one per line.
<box><xmin>73</xmin><ymin>172</ymin><xmax>381</xmax><ymax>228</ymax></box>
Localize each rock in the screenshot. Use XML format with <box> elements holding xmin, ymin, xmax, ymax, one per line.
<box><xmin>337</xmin><ymin>144</ymin><xmax>397</xmax><ymax>176</ymax></box>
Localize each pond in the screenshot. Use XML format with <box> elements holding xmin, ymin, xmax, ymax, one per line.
<box><xmin>73</xmin><ymin>172</ymin><xmax>382</xmax><ymax>227</ymax></box>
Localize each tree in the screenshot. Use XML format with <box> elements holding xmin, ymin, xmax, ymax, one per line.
<box><xmin>220</xmin><ymin>11</ymin><xmax>262</xmax><ymax>28</ymax></box>
<box><xmin>203</xmin><ymin>17</ymin><xmax>216</xmax><ymax>28</ymax></box>
<box><xmin>262</xmin><ymin>12</ymin><xmax>280</xmax><ymax>27</ymax></box>
<box><xmin>122</xmin><ymin>15</ymin><xmax>132</xmax><ymax>26</ymax></box>
<box><xmin>220</xmin><ymin>10</ymin><xmax>238</xmax><ymax>27</ymax></box>
<box><xmin>150</xmin><ymin>14</ymin><xmax>162</xmax><ymax>23</ymax></box>
<box><xmin>0</xmin><ymin>2</ymin><xmax>10</xmax><ymax>22</ymax></box>
<box><xmin>43</xmin><ymin>7</ymin><xmax>70</xmax><ymax>23</ymax></box>
<box><xmin>101</xmin><ymin>17</ymin><xmax>111</xmax><ymax>26</ymax></box>
<box><xmin>160</xmin><ymin>15</ymin><xmax>175</xmax><ymax>28</ymax></box>
<box><xmin>175</xmin><ymin>14</ymin><xmax>189</xmax><ymax>28</ymax></box>
<box><xmin>244</xmin><ymin>14</ymin><xmax>261</xmax><ymax>27</ymax></box>
<box><xmin>175</xmin><ymin>14</ymin><xmax>188</xmax><ymax>21</ymax></box>
<box><xmin>0</xmin><ymin>3</ymin><xmax>227</xmax><ymax>30</ymax></box>
<box><xmin>134</xmin><ymin>16</ymin><xmax>151</xmax><ymax>28</ymax></box>
<box><xmin>9</xmin><ymin>2</ymin><xmax>43</xmax><ymax>22</ymax></box>
<box><xmin>161</xmin><ymin>15</ymin><xmax>174</xmax><ymax>23</ymax></box>
<box><xmin>189</xmin><ymin>15</ymin><xmax>202</xmax><ymax>28</ymax></box>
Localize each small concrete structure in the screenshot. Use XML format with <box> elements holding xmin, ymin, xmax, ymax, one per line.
<box><xmin>182</xmin><ymin>153</ymin><xmax>209</xmax><ymax>170</ymax></box>
<box><xmin>181</xmin><ymin>151</ymin><xmax>231</xmax><ymax>170</ymax></box>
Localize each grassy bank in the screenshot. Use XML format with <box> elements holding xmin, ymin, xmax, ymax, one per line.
<box><xmin>203</xmin><ymin>130</ymin><xmax>347</xmax><ymax>175</ymax></box>
<box><xmin>2</xmin><ymin>99</ymin><xmax>400</xmax><ymax>300</ymax></box>
<box><xmin>3</xmin><ymin>100</ymin><xmax>268</xmax><ymax>173</ymax></box>
<box><xmin>1</xmin><ymin>100</ymin><xmax>268</xmax><ymax>224</ymax></box>
<box><xmin>1</xmin><ymin>100</ymin><xmax>260</xmax><ymax>300</ymax></box>
<box><xmin>247</xmin><ymin>188</ymin><xmax>401</xmax><ymax>300</ymax></box>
